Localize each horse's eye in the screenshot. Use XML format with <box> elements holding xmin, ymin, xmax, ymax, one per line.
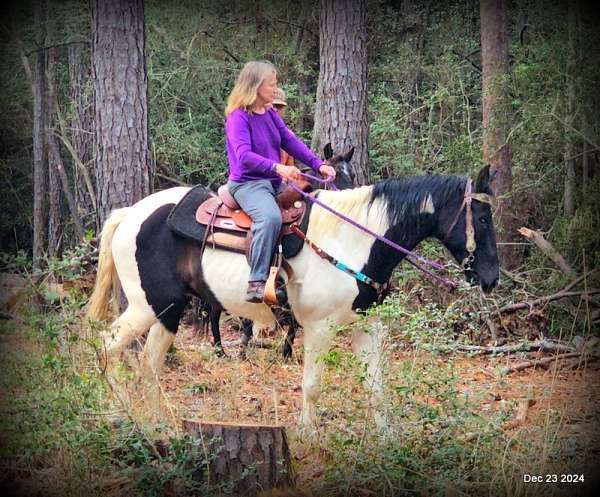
<box><xmin>479</xmin><ymin>216</ymin><xmax>488</xmax><ymax>225</ymax></box>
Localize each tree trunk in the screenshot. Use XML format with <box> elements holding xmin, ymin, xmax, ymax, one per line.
<box><xmin>92</xmin><ymin>0</ymin><xmax>151</xmax><ymax>227</ymax></box>
<box><xmin>183</xmin><ymin>420</ymin><xmax>295</xmax><ymax>495</ymax></box>
<box><xmin>68</xmin><ymin>42</ymin><xmax>96</xmax><ymax>231</ymax></box>
<box><xmin>32</xmin><ymin>0</ymin><xmax>48</xmax><ymax>269</ymax></box>
<box><xmin>312</xmin><ymin>0</ymin><xmax>369</xmax><ymax>185</ymax></box>
<box><xmin>480</xmin><ymin>0</ymin><xmax>515</xmax><ymax>267</ymax></box>
<box><xmin>46</xmin><ymin>48</ymin><xmax>62</xmax><ymax>258</ymax></box>
<box><xmin>564</xmin><ymin>0</ymin><xmax>578</xmax><ymax>216</ymax></box>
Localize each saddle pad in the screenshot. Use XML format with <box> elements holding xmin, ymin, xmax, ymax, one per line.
<box><xmin>167</xmin><ymin>186</ymin><xmax>247</xmax><ymax>253</ymax></box>
<box><xmin>166</xmin><ymin>185</ymin><xmax>213</xmax><ymax>242</ymax></box>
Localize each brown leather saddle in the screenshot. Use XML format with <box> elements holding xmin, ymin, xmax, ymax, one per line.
<box><xmin>194</xmin><ymin>180</ymin><xmax>311</xmax><ymax>256</ymax></box>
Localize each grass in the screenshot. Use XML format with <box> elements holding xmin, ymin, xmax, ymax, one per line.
<box><xmin>0</xmin><ymin>267</ymin><xmax>598</xmax><ymax>496</ymax></box>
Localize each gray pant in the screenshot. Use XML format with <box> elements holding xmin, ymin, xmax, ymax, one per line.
<box><xmin>228</xmin><ymin>179</ymin><xmax>282</xmax><ymax>282</ymax></box>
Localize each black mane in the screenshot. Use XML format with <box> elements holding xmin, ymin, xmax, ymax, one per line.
<box><xmin>370</xmin><ymin>175</ymin><xmax>467</xmax><ymax>232</ymax></box>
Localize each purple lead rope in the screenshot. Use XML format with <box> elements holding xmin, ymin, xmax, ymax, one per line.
<box><xmin>291</xmin><ymin>173</ymin><xmax>458</xmax><ymax>290</ymax></box>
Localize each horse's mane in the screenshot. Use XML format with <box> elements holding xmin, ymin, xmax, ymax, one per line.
<box><xmin>307</xmin><ymin>185</ymin><xmax>387</xmax><ymax>238</ymax></box>
<box><xmin>306</xmin><ymin>175</ymin><xmax>467</xmax><ymax>240</ymax></box>
<box><xmin>371</xmin><ymin>175</ymin><xmax>467</xmax><ymax>230</ymax></box>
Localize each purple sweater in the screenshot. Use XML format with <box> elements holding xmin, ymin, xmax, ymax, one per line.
<box><xmin>225</xmin><ymin>107</ymin><xmax>323</xmax><ymax>186</ymax></box>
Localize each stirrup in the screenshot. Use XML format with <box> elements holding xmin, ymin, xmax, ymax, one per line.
<box><xmin>263</xmin><ymin>243</ymin><xmax>284</xmax><ymax>305</ymax></box>
<box><xmin>263</xmin><ymin>265</ymin><xmax>280</xmax><ymax>305</ymax></box>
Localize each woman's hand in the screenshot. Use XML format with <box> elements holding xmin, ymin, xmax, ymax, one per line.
<box><xmin>319</xmin><ymin>164</ymin><xmax>336</xmax><ymax>181</ymax></box>
<box><xmin>274</xmin><ymin>163</ymin><xmax>302</xmax><ymax>182</ymax></box>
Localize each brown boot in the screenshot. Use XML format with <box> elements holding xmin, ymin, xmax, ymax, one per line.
<box><xmin>245</xmin><ymin>281</ymin><xmax>266</xmax><ymax>303</ymax></box>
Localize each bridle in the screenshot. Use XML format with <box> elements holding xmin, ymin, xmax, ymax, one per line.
<box><xmin>445</xmin><ymin>178</ymin><xmax>494</xmax><ymax>270</ymax></box>
<box><xmin>284</xmin><ymin>174</ymin><xmax>493</xmax><ymax>292</ymax></box>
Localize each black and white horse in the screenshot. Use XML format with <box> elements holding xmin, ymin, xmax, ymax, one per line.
<box><xmin>204</xmin><ymin>145</ymin><xmax>356</xmax><ymax>359</ymax></box>
<box><xmin>87</xmin><ymin>165</ymin><xmax>499</xmax><ymax>433</ymax></box>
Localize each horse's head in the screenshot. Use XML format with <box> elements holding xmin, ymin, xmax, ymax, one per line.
<box><xmin>323</xmin><ymin>142</ymin><xmax>355</xmax><ymax>189</ymax></box>
<box><xmin>441</xmin><ymin>165</ymin><xmax>500</xmax><ymax>293</ymax></box>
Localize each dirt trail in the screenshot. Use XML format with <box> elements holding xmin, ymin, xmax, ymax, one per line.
<box><xmin>162</xmin><ymin>323</ymin><xmax>600</xmax><ymax>456</ymax></box>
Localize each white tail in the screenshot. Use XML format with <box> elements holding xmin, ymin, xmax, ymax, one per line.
<box><xmin>86</xmin><ymin>208</ymin><xmax>130</xmax><ymax>321</ymax></box>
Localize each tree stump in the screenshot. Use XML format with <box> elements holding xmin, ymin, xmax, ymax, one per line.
<box><xmin>182</xmin><ymin>420</ymin><xmax>295</xmax><ymax>495</ymax></box>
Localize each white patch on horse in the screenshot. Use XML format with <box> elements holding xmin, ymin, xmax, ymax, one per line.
<box><xmin>419</xmin><ymin>193</ymin><xmax>435</xmax><ymax>214</ymax></box>
<box><xmin>287</xmin><ymin>186</ymin><xmax>389</xmax><ymax>326</ymax></box>
<box><xmin>104</xmin><ymin>187</ymin><xmax>191</xmax><ymax>355</ymax></box>
<box><xmin>201</xmin><ymin>248</ymin><xmax>277</xmax><ymax>328</ymax></box>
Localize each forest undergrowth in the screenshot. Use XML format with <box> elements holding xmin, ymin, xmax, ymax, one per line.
<box><xmin>0</xmin><ymin>244</ymin><xmax>598</xmax><ymax>497</ymax></box>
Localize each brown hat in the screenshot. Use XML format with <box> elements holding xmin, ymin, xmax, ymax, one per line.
<box><xmin>272</xmin><ymin>88</ymin><xmax>287</xmax><ymax>106</ymax></box>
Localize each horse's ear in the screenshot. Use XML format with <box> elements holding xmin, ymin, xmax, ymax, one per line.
<box><xmin>323</xmin><ymin>142</ymin><xmax>333</xmax><ymax>160</ymax></box>
<box><xmin>475</xmin><ymin>164</ymin><xmax>492</xmax><ymax>193</ymax></box>
<box><xmin>343</xmin><ymin>147</ymin><xmax>355</xmax><ymax>163</ymax></box>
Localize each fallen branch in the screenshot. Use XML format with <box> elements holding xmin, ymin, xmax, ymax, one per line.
<box><xmin>492</xmin><ymin>269</ymin><xmax>600</xmax><ymax>316</ymax></box>
<box><xmin>493</xmin><ymin>289</ymin><xmax>600</xmax><ymax>315</ymax></box>
<box><xmin>221</xmin><ymin>338</ymin><xmax>277</xmax><ymax>349</ymax></box>
<box><xmin>518</xmin><ymin>227</ymin><xmax>576</xmax><ymax>277</ymax></box>
<box><xmin>455</xmin><ymin>338</ymin><xmax>575</xmax><ymax>355</ymax></box>
<box><xmin>499</xmin><ymin>352</ymin><xmax>587</xmax><ymax>376</ymax></box>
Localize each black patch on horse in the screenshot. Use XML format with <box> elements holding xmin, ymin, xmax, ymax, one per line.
<box><xmin>137</xmin><ymin>202</ymin><xmax>223</xmax><ymax>332</ymax></box>
<box><xmin>351</xmin><ymin>176</ymin><xmax>466</xmax><ymax>312</ymax></box>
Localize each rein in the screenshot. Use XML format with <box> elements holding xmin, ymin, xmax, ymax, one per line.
<box><xmin>287</xmin><ymin>173</ymin><xmax>458</xmax><ymax>291</ymax></box>
<box><xmin>298</xmin><ymin>170</ymin><xmax>339</xmax><ymax>191</ymax></box>
<box><xmin>289</xmin><ymin>224</ymin><xmax>389</xmax><ymax>299</ymax></box>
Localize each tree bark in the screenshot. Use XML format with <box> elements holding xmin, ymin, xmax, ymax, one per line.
<box><xmin>68</xmin><ymin>42</ymin><xmax>96</xmax><ymax>230</ymax></box>
<box><xmin>183</xmin><ymin>420</ymin><xmax>295</xmax><ymax>494</ymax></box>
<box><xmin>480</xmin><ymin>0</ymin><xmax>515</xmax><ymax>267</ymax></box>
<box><xmin>564</xmin><ymin>0</ymin><xmax>578</xmax><ymax>216</ymax></box>
<box><xmin>92</xmin><ymin>0</ymin><xmax>151</xmax><ymax>227</ymax></box>
<box><xmin>312</xmin><ymin>0</ymin><xmax>369</xmax><ymax>185</ymax></box>
<box><xmin>32</xmin><ymin>0</ymin><xmax>48</xmax><ymax>269</ymax></box>
<box><xmin>46</xmin><ymin>48</ymin><xmax>62</xmax><ymax>257</ymax></box>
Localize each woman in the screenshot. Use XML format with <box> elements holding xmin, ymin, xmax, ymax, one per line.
<box><xmin>225</xmin><ymin>60</ymin><xmax>336</xmax><ymax>303</ymax></box>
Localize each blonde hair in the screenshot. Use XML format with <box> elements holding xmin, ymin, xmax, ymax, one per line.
<box><xmin>225</xmin><ymin>61</ymin><xmax>277</xmax><ymax>116</ymax></box>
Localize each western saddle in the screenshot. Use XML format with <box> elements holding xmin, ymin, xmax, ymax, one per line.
<box><xmin>194</xmin><ymin>179</ymin><xmax>312</xmax><ymax>304</ymax></box>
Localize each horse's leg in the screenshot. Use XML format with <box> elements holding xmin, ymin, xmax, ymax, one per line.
<box><xmin>139</xmin><ymin>321</ymin><xmax>176</xmax><ymax>419</ymax></box>
<box><xmin>282</xmin><ymin>312</ymin><xmax>297</xmax><ymax>359</ymax></box>
<box><xmin>240</xmin><ymin>318</ymin><xmax>253</xmax><ymax>346</ymax></box>
<box><xmin>103</xmin><ymin>306</ymin><xmax>157</xmax><ymax>368</ymax></box>
<box><xmin>351</xmin><ymin>321</ymin><xmax>389</xmax><ymax>431</ymax></box>
<box><xmin>210</xmin><ymin>307</ymin><xmax>226</xmax><ymax>357</ymax></box>
<box><xmin>300</xmin><ymin>319</ymin><xmax>337</xmax><ymax>436</ymax></box>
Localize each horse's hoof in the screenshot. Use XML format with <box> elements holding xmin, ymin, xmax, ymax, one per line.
<box><xmin>215</xmin><ymin>347</ymin><xmax>228</xmax><ymax>359</ymax></box>
<box><xmin>282</xmin><ymin>343</ymin><xmax>292</xmax><ymax>359</ymax></box>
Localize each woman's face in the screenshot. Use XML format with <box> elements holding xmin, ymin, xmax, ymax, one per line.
<box><xmin>256</xmin><ymin>72</ymin><xmax>277</xmax><ymax>107</ymax></box>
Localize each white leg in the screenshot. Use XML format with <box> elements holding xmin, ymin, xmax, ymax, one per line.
<box><xmin>351</xmin><ymin>321</ymin><xmax>389</xmax><ymax>430</ymax></box>
<box><xmin>102</xmin><ymin>307</ymin><xmax>156</xmax><ymax>367</ymax></box>
<box><xmin>139</xmin><ymin>322</ymin><xmax>176</xmax><ymax>415</ymax></box>
<box><xmin>300</xmin><ymin>320</ymin><xmax>337</xmax><ymax>436</ymax></box>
